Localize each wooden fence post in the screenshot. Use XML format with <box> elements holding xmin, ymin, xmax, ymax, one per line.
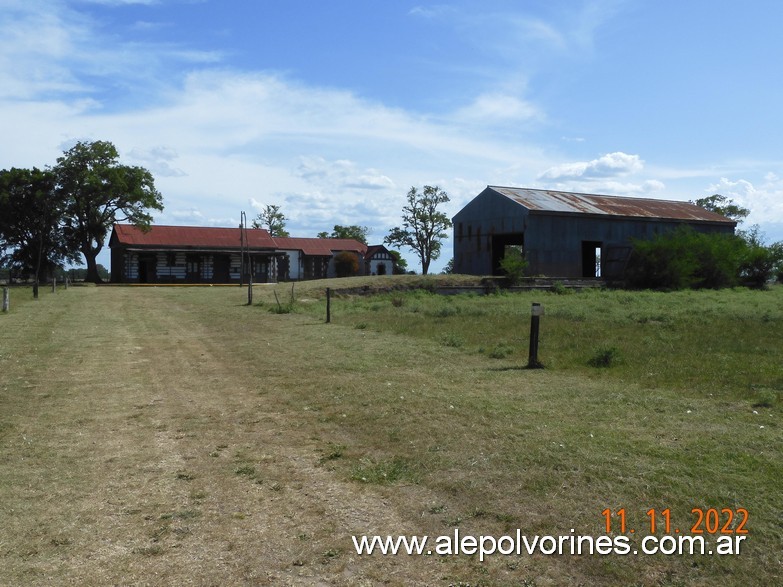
<box><xmin>52</xmin><ymin>277</ymin><xmax>56</xmax><ymax>293</ymax></box>
<box><xmin>527</xmin><ymin>302</ymin><xmax>544</xmax><ymax>368</ymax></box>
<box><xmin>326</xmin><ymin>287</ymin><xmax>331</xmax><ymax>323</ymax></box>
<box><xmin>2</xmin><ymin>287</ymin><xmax>8</xmax><ymax>312</ymax></box>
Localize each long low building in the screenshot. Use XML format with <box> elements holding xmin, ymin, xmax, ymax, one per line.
<box><xmin>109</xmin><ymin>224</ymin><xmax>394</xmax><ymax>284</ymax></box>
<box><xmin>453</xmin><ymin>186</ymin><xmax>737</xmax><ymax>279</ymax></box>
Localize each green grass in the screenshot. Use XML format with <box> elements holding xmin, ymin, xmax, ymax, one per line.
<box><xmin>294</xmin><ymin>284</ymin><xmax>783</xmax><ymax>400</ymax></box>
<box><xmin>1</xmin><ymin>277</ymin><xmax>781</xmax><ymax>586</ymax></box>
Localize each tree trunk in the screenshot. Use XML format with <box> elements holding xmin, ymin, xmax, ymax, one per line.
<box><xmin>83</xmin><ymin>248</ymin><xmax>103</xmax><ymax>283</ymax></box>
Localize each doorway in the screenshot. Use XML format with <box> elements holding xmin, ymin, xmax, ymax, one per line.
<box><xmin>491</xmin><ymin>234</ymin><xmax>525</xmax><ymax>275</ymax></box>
<box><xmin>213</xmin><ymin>255</ymin><xmax>231</xmax><ymax>283</ymax></box>
<box><xmin>138</xmin><ymin>254</ymin><xmax>157</xmax><ymax>283</ymax></box>
<box><xmin>581</xmin><ymin>241</ymin><xmax>602</xmax><ymax>278</ymax></box>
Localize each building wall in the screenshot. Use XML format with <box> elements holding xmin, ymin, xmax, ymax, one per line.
<box><xmin>368</xmin><ymin>259</ymin><xmax>393</xmax><ymax>275</ymax></box>
<box><xmin>111</xmin><ymin>246</ymin><xmax>370</xmax><ymax>283</ymax></box>
<box><xmin>453</xmin><ymin>188</ymin><xmax>529</xmax><ymax>275</ymax></box>
<box><xmin>453</xmin><ymin>189</ymin><xmax>735</xmax><ymax>278</ymax></box>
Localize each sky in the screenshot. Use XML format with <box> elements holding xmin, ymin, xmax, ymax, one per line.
<box><xmin>2</xmin><ymin>0</ymin><xmax>783</xmax><ymax>273</ymax></box>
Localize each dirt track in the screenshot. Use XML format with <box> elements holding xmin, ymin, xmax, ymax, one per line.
<box><xmin>0</xmin><ymin>287</ymin><xmax>471</xmax><ymax>586</ymax></box>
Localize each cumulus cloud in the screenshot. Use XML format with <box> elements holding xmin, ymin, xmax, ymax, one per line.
<box><xmin>538</xmin><ymin>152</ymin><xmax>644</xmax><ymax>180</ymax></box>
<box><xmin>707</xmin><ymin>176</ymin><xmax>783</xmax><ymax>227</ymax></box>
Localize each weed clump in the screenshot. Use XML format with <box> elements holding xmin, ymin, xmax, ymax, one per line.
<box><xmin>351</xmin><ymin>456</ymin><xmax>418</xmax><ymax>484</ymax></box>
<box><xmin>487</xmin><ymin>344</ymin><xmax>514</xmax><ymax>359</ymax></box>
<box><xmin>439</xmin><ymin>333</ymin><xmax>464</xmax><ymax>348</ymax></box>
<box><xmin>752</xmin><ymin>389</ymin><xmax>779</xmax><ymax>408</ymax></box>
<box><xmin>588</xmin><ymin>346</ymin><xmax>620</xmax><ymax>368</ymax></box>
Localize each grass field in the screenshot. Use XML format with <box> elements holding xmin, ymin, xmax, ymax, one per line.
<box><xmin>1</xmin><ymin>279</ymin><xmax>781</xmax><ymax>586</ymax></box>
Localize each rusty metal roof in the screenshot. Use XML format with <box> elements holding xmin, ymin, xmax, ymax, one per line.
<box><xmin>488</xmin><ymin>186</ymin><xmax>736</xmax><ymax>224</ymax></box>
<box><xmin>111</xmin><ymin>224</ymin><xmax>368</xmax><ymax>255</ymax></box>
<box><xmin>272</xmin><ymin>237</ymin><xmax>367</xmax><ymax>256</ymax></box>
<box><xmin>111</xmin><ymin>224</ymin><xmax>276</xmax><ymax>249</ymax></box>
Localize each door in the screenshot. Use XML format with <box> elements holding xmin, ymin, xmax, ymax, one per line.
<box><xmin>138</xmin><ymin>254</ymin><xmax>157</xmax><ymax>283</ymax></box>
<box><xmin>186</xmin><ymin>255</ymin><xmax>202</xmax><ymax>283</ymax></box>
<box><xmin>213</xmin><ymin>255</ymin><xmax>231</xmax><ymax>283</ymax></box>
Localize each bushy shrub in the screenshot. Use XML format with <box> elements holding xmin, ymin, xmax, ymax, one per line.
<box><xmin>499</xmin><ymin>246</ymin><xmax>528</xmax><ymax>285</ymax></box>
<box><xmin>624</xmin><ymin>227</ymin><xmax>744</xmax><ymax>289</ymax></box>
<box><xmin>333</xmin><ymin>251</ymin><xmax>359</xmax><ymax>278</ymax></box>
<box><xmin>737</xmin><ymin>228</ymin><xmax>783</xmax><ymax>288</ymax></box>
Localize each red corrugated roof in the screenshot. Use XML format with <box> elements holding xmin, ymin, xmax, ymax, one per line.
<box><xmin>273</xmin><ymin>237</ymin><xmax>367</xmax><ymax>256</ymax></box>
<box><xmin>489</xmin><ymin>187</ymin><xmax>736</xmax><ymax>224</ymax></box>
<box><xmin>111</xmin><ymin>224</ymin><xmax>368</xmax><ymax>255</ymax></box>
<box><xmin>111</xmin><ymin>224</ymin><xmax>275</xmax><ymax>249</ymax></box>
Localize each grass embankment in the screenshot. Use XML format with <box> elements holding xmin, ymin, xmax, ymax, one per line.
<box><xmin>1</xmin><ymin>278</ymin><xmax>781</xmax><ymax>586</ymax></box>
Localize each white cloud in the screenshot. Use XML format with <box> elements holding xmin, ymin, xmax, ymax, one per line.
<box><xmin>454</xmin><ymin>93</ymin><xmax>543</xmax><ymax>123</ymax></box>
<box><xmin>295</xmin><ymin>157</ymin><xmax>394</xmax><ymax>191</ymax></box>
<box><xmin>706</xmin><ymin>176</ymin><xmax>783</xmax><ymax>228</ymax></box>
<box><xmin>538</xmin><ymin>152</ymin><xmax>644</xmax><ymax>180</ymax></box>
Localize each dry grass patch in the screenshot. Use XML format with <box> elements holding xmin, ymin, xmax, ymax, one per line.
<box><xmin>1</xmin><ymin>278</ymin><xmax>781</xmax><ymax>586</ymax></box>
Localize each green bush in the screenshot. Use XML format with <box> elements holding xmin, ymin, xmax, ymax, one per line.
<box><xmin>625</xmin><ymin>226</ymin><xmax>783</xmax><ymax>290</ymax></box>
<box><xmin>624</xmin><ymin>227</ymin><xmax>744</xmax><ymax>289</ymax></box>
<box><xmin>499</xmin><ymin>246</ymin><xmax>528</xmax><ymax>285</ymax></box>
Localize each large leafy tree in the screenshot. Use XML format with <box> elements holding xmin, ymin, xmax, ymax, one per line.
<box><xmin>55</xmin><ymin>140</ymin><xmax>163</xmax><ymax>283</ymax></box>
<box><xmin>251</xmin><ymin>204</ymin><xmax>289</xmax><ymax>237</ymax></box>
<box><xmin>0</xmin><ymin>167</ymin><xmax>76</xmax><ymax>281</ymax></box>
<box><xmin>317</xmin><ymin>224</ymin><xmax>369</xmax><ymax>244</ymax></box>
<box><xmin>384</xmin><ymin>185</ymin><xmax>452</xmax><ymax>275</ymax></box>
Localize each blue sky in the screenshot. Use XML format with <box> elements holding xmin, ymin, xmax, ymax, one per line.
<box><xmin>2</xmin><ymin>0</ymin><xmax>783</xmax><ymax>273</ymax></box>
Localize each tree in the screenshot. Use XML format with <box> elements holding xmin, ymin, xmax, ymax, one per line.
<box><xmin>736</xmin><ymin>225</ymin><xmax>783</xmax><ymax>288</ymax></box>
<box><xmin>0</xmin><ymin>167</ymin><xmax>77</xmax><ymax>283</ymax></box>
<box><xmin>389</xmin><ymin>250</ymin><xmax>409</xmax><ymax>275</ymax></box>
<box><xmin>692</xmin><ymin>194</ymin><xmax>750</xmax><ymax>223</ymax></box>
<box><xmin>252</xmin><ymin>204</ymin><xmax>289</xmax><ymax>237</ymax></box>
<box><xmin>317</xmin><ymin>225</ymin><xmax>369</xmax><ymax>244</ymax></box>
<box><xmin>384</xmin><ymin>185</ymin><xmax>452</xmax><ymax>275</ymax></box>
<box><xmin>333</xmin><ymin>251</ymin><xmax>360</xmax><ymax>277</ymax></box>
<box><xmin>55</xmin><ymin>140</ymin><xmax>163</xmax><ymax>283</ymax></box>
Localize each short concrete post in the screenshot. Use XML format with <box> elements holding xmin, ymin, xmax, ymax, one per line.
<box><xmin>52</xmin><ymin>277</ymin><xmax>56</xmax><ymax>293</ymax></box>
<box><xmin>2</xmin><ymin>287</ymin><xmax>9</xmax><ymax>312</ymax></box>
<box><xmin>527</xmin><ymin>302</ymin><xmax>544</xmax><ymax>368</ymax></box>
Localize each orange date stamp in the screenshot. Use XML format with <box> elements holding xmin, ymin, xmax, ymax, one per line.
<box><xmin>602</xmin><ymin>507</ymin><xmax>749</xmax><ymax>535</ymax></box>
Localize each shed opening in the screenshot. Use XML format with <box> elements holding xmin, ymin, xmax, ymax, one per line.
<box><xmin>492</xmin><ymin>234</ymin><xmax>525</xmax><ymax>276</ymax></box>
<box><xmin>582</xmin><ymin>241</ymin><xmax>602</xmax><ymax>277</ymax></box>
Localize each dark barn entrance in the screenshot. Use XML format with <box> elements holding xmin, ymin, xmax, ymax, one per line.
<box><xmin>491</xmin><ymin>234</ymin><xmax>525</xmax><ymax>275</ymax></box>
<box><xmin>582</xmin><ymin>241</ymin><xmax>603</xmax><ymax>278</ymax></box>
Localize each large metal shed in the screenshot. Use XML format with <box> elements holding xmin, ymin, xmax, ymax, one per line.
<box><xmin>452</xmin><ymin>186</ymin><xmax>737</xmax><ymax>279</ymax></box>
